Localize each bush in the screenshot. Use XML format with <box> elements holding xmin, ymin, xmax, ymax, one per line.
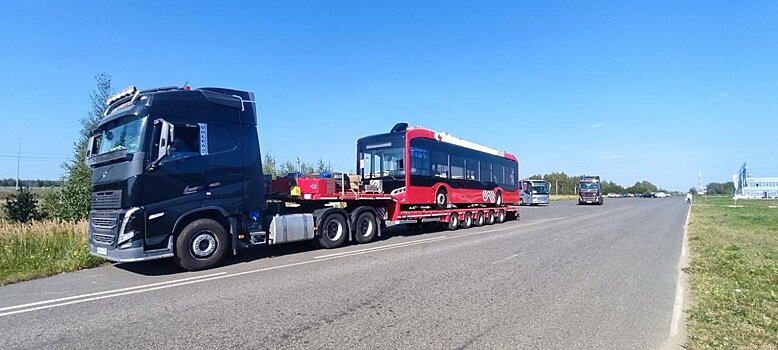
<box><xmin>2</xmin><ymin>187</ymin><xmax>44</xmax><ymax>223</ymax></box>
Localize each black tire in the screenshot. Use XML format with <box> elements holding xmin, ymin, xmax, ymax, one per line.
<box><xmin>353</xmin><ymin>211</ymin><xmax>378</xmax><ymax>244</ymax></box>
<box><xmin>495</xmin><ymin>191</ymin><xmax>502</xmax><ymax>206</ymax></box>
<box><xmin>173</xmin><ymin>218</ymin><xmax>229</xmax><ymax>271</ymax></box>
<box><xmin>461</xmin><ymin>212</ymin><xmax>473</xmax><ymax>229</ymax></box>
<box><xmin>447</xmin><ymin>213</ymin><xmax>459</xmax><ymax>231</ymax></box>
<box><xmin>598</xmin><ymin>197</ymin><xmax>604</xmax><ymax>205</ymax></box>
<box><xmin>474</xmin><ymin>211</ymin><xmax>485</xmax><ymax>227</ymax></box>
<box><xmin>486</xmin><ymin>210</ymin><xmax>496</xmax><ymax>225</ymax></box>
<box><xmin>318</xmin><ymin>214</ymin><xmax>348</xmax><ymax>249</ymax></box>
<box><xmin>519</xmin><ymin>198</ymin><xmax>524</xmax><ymax>206</ymax></box>
<box><xmin>496</xmin><ymin>209</ymin><xmax>506</xmax><ymax>223</ymax></box>
<box><xmin>435</xmin><ymin>188</ymin><xmax>448</xmax><ymax>209</ymax></box>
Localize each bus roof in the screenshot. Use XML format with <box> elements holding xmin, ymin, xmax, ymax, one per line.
<box><xmin>394</xmin><ymin>124</ymin><xmax>518</xmax><ymax>162</ymax></box>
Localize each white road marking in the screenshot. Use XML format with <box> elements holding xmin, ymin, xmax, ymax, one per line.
<box><xmin>491</xmin><ymin>253</ymin><xmax>522</xmax><ymax>264</ymax></box>
<box><xmin>668</xmin><ymin>205</ymin><xmax>691</xmax><ymax>341</ymax></box>
<box><xmin>313</xmin><ymin>235</ymin><xmax>449</xmax><ymax>259</ymax></box>
<box><xmin>0</xmin><ymin>214</ymin><xmax>574</xmax><ymax>318</ymax></box>
<box><xmin>0</xmin><ymin>272</ymin><xmax>226</xmax><ymax>313</ymax></box>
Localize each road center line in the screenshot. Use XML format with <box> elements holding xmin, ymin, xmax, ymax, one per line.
<box><xmin>313</xmin><ymin>235</ymin><xmax>449</xmax><ymax>259</ymax></box>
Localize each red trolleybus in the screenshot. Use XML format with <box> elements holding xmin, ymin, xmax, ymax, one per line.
<box><xmin>357</xmin><ymin>123</ymin><xmax>519</xmax><ymax>209</ymax></box>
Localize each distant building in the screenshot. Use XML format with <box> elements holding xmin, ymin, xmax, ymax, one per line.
<box><xmin>736</xmin><ymin>163</ymin><xmax>778</xmax><ymax>198</ymax></box>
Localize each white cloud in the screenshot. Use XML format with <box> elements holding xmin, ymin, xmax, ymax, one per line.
<box><xmin>590</xmin><ymin>123</ymin><xmax>606</xmax><ymax>128</ymax></box>
<box><xmin>601</xmin><ymin>155</ymin><xmax>626</xmax><ymax>160</ymax></box>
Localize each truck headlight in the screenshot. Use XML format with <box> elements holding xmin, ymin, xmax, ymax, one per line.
<box><xmin>118</xmin><ymin>208</ymin><xmax>142</xmax><ymax>247</ymax></box>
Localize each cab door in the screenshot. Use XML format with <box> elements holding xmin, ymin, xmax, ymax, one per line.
<box><xmin>142</xmin><ymin>119</ymin><xmax>207</xmax><ymax>249</ymax></box>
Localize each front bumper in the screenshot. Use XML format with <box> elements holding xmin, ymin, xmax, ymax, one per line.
<box><xmin>89</xmin><ymin>236</ymin><xmax>174</xmax><ymax>263</ymax></box>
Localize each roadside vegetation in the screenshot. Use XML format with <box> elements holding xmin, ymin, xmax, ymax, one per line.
<box><xmin>0</xmin><ymin>219</ymin><xmax>103</xmax><ymax>286</ymax></box>
<box><xmin>549</xmin><ymin>194</ymin><xmax>578</xmax><ymax>201</ymax></box>
<box><xmin>686</xmin><ymin>196</ymin><xmax>778</xmax><ymax>349</ymax></box>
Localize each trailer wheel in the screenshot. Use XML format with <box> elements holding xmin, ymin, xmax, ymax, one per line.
<box><xmin>173</xmin><ymin>218</ymin><xmax>229</xmax><ymax>271</ymax></box>
<box><xmin>461</xmin><ymin>212</ymin><xmax>473</xmax><ymax>229</ymax></box>
<box><xmin>353</xmin><ymin>211</ymin><xmax>378</xmax><ymax>244</ymax></box>
<box><xmin>474</xmin><ymin>211</ymin><xmax>485</xmax><ymax>227</ymax></box>
<box><xmin>496</xmin><ymin>209</ymin><xmax>506</xmax><ymax>223</ymax></box>
<box><xmin>318</xmin><ymin>214</ymin><xmax>348</xmax><ymax>249</ymax></box>
<box><xmin>486</xmin><ymin>210</ymin><xmax>496</xmax><ymax>225</ymax></box>
<box><xmin>447</xmin><ymin>213</ymin><xmax>459</xmax><ymax>231</ymax></box>
<box><xmin>435</xmin><ymin>188</ymin><xmax>448</xmax><ymax>209</ymax></box>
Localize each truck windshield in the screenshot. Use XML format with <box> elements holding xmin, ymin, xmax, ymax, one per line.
<box><xmin>360</xmin><ymin>145</ymin><xmax>405</xmax><ymax>179</ymax></box>
<box><xmin>95</xmin><ymin>115</ymin><xmax>147</xmax><ymax>156</ymax></box>
<box><xmin>579</xmin><ymin>183</ymin><xmax>600</xmax><ymax>191</ymax></box>
<box><xmin>532</xmin><ymin>183</ymin><xmax>549</xmax><ymax>194</ymax></box>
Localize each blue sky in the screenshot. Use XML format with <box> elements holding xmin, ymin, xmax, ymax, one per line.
<box><xmin>1</xmin><ymin>1</ymin><xmax>776</xmax><ymax>191</ymax></box>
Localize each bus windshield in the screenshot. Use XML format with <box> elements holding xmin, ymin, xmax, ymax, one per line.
<box><xmin>360</xmin><ymin>145</ymin><xmax>405</xmax><ymax>179</ymax></box>
<box><xmin>532</xmin><ymin>182</ymin><xmax>549</xmax><ymax>194</ymax></box>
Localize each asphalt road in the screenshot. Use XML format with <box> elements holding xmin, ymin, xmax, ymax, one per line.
<box><xmin>0</xmin><ymin>198</ymin><xmax>688</xmax><ymax>349</ymax></box>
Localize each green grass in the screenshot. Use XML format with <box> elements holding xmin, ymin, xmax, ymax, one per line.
<box><xmin>549</xmin><ymin>194</ymin><xmax>579</xmax><ymax>201</ymax></box>
<box><xmin>686</xmin><ymin>196</ymin><xmax>778</xmax><ymax>349</ymax></box>
<box><xmin>0</xmin><ymin>219</ymin><xmax>106</xmax><ymax>286</ymax></box>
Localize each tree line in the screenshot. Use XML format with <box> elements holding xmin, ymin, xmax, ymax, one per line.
<box><xmin>0</xmin><ymin>178</ymin><xmax>61</xmax><ymax>187</ymax></box>
<box><xmin>527</xmin><ymin>172</ymin><xmax>666</xmax><ymax>195</ymax></box>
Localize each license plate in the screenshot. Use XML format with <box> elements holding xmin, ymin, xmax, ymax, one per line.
<box><xmin>586</xmin><ymin>201</ymin><xmax>592</xmax><ymax>203</ymax></box>
<box><xmin>96</xmin><ymin>247</ymin><xmax>107</xmax><ymax>255</ymax></box>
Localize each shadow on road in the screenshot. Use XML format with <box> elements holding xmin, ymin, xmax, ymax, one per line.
<box><xmin>113</xmin><ymin>223</ymin><xmax>445</xmax><ymax>276</ymax></box>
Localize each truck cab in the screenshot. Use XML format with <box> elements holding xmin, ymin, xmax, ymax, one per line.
<box><xmin>577</xmin><ymin>175</ymin><xmax>603</xmax><ymax>205</ymax></box>
<box><xmin>86</xmin><ymin>86</ymin><xmax>265</xmax><ymax>269</ymax></box>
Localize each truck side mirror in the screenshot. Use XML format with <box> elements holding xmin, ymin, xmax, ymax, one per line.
<box><xmin>150</xmin><ymin>119</ymin><xmax>174</xmax><ymax>170</ymax></box>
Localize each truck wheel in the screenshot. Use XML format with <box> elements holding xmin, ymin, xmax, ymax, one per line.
<box><xmin>173</xmin><ymin>218</ymin><xmax>229</xmax><ymax>271</ymax></box>
<box><xmin>486</xmin><ymin>210</ymin><xmax>496</xmax><ymax>225</ymax></box>
<box><xmin>519</xmin><ymin>198</ymin><xmax>524</xmax><ymax>206</ymax></box>
<box><xmin>318</xmin><ymin>214</ymin><xmax>348</xmax><ymax>249</ymax></box>
<box><xmin>496</xmin><ymin>209</ymin><xmax>506</xmax><ymax>223</ymax></box>
<box><xmin>435</xmin><ymin>188</ymin><xmax>448</xmax><ymax>209</ymax></box>
<box><xmin>353</xmin><ymin>211</ymin><xmax>377</xmax><ymax>244</ymax></box>
<box><xmin>598</xmin><ymin>197</ymin><xmax>604</xmax><ymax>205</ymax></box>
<box><xmin>461</xmin><ymin>212</ymin><xmax>473</xmax><ymax>229</ymax></box>
<box><xmin>474</xmin><ymin>211</ymin><xmax>485</xmax><ymax>227</ymax></box>
<box><xmin>447</xmin><ymin>213</ymin><xmax>459</xmax><ymax>231</ymax></box>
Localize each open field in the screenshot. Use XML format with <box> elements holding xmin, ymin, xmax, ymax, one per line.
<box><xmin>0</xmin><ymin>187</ymin><xmax>54</xmax><ymax>201</ymax></box>
<box><xmin>0</xmin><ymin>219</ymin><xmax>105</xmax><ymax>286</ymax></box>
<box><xmin>549</xmin><ymin>194</ymin><xmax>578</xmax><ymax>201</ymax></box>
<box><xmin>686</xmin><ymin>196</ymin><xmax>778</xmax><ymax>349</ymax></box>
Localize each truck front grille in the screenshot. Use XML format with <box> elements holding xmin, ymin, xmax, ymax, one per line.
<box><xmin>90</xmin><ymin>210</ymin><xmax>121</xmax><ymax>246</ymax></box>
<box><xmin>91</xmin><ymin>191</ymin><xmax>122</xmax><ymax>209</ymax></box>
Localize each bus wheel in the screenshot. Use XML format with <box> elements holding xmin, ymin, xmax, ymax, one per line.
<box><xmin>447</xmin><ymin>213</ymin><xmax>459</xmax><ymax>231</ymax></box>
<box><xmin>461</xmin><ymin>212</ymin><xmax>473</xmax><ymax>229</ymax></box>
<box><xmin>486</xmin><ymin>210</ymin><xmax>496</xmax><ymax>225</ymax></box>
<box><xmin>435</xmin><ymin>188</ymin><xmax>448</xmax><ymax>209</ymax></box>
<box><xmin>495</xmin><ymin>191</ymin><xmax>502</xmax><ymax>206</ymax></box>
<box><xmin>474</xmin><ymin>211</ymin><xmax>485</xmax><ymax>227</ymax></box>
<box><xmin>354</xmin><ymin>211</ymin><xmax>377</xmax><ymax>244</ymax></box>
<box><xmin>173</xmin><ymin>219</ymin><xmax>229</xmax><ymax>271</ymax></box>
<box><xmin>496</xmin><ymin>209</ymin><xmax>506</xmax><ymax>223</ymax></box>
<box><xmin>318</xmin><ymin>214</ymin><xmax>348</xmax><ymax>248</ymax></box>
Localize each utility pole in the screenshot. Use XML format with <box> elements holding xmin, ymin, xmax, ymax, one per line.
<box><xmin>16</xmin><ymin>138</ymin><xmax>21</xmax><ymax>190</ymax></box>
